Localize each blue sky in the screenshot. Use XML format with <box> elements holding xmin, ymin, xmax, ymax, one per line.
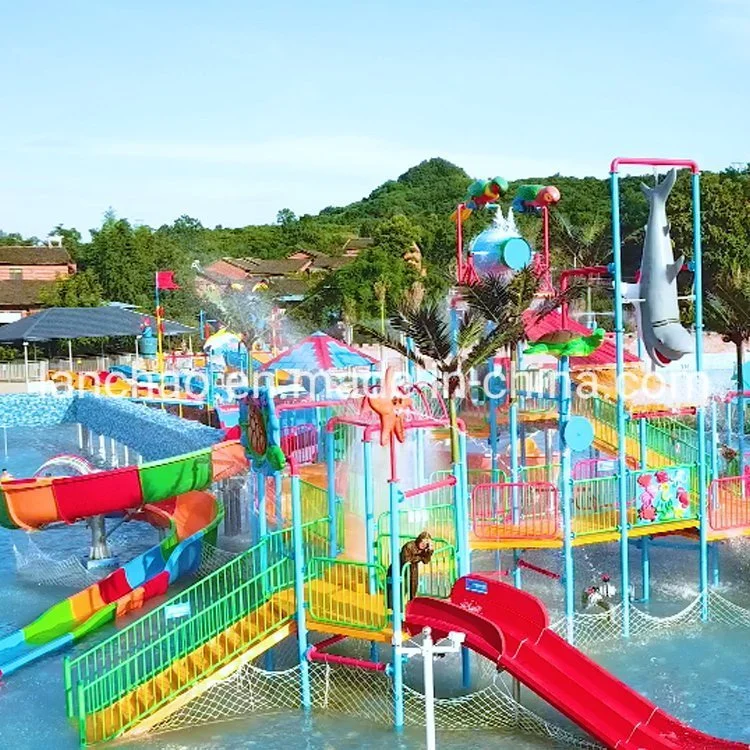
<box><xmin>2</xmin><ymin>0</ymin><xmax>749</xmax><ymax>238</ymax></box>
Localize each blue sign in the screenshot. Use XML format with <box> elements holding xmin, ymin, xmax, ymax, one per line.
<box><xmin>165</xmin><ymin>602</ymin><xmax>191</xmax><ymax>620</ymax></box>
<box><xmin>465</xmin><ymin>578</ymin><xmax>488</xmax><ymax>595</ymax></box>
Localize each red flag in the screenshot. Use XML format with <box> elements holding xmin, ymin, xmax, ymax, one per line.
<box><xmin>156</xmin><ymin>271</ymin><xmax>180</xmax><ymax>290</ymax></box>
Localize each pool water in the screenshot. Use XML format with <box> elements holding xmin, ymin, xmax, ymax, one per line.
<box><xmin>3</xmin><ymin>427</ymin><xmax>750</xmax><ymax>748</ymax></box>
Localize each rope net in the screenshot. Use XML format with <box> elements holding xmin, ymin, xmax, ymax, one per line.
<box><xmin>12</xmin><ymin>534</ymin><xmax>240</xmax><ymax>587</ymax></box>
<box><xmin>549</xmin><ymin>590</ymin><xmax>746</xmax><ymax>649</ymax></box>
<box><xmin>148</xmin><ymin>651</ymin><xmax>598</xmax><ymax>749</ymax></box>
<box><xmin>135</xmin><ymin>589</ymin><xmax>750</xmax><ymax>748</ymax></box>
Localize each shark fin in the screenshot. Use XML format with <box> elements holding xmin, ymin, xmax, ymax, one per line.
<box><xmin>666</xmin><ymin>255</ymin><xmax>684</xmax><ymax>283</ymax></box>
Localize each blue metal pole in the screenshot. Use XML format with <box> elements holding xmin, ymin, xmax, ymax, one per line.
<box><xmin>739</xmin><ymin>390</ymin><xmax>746</xmax><ymax>478</ymax></box>
<box><xmin>405</xmin><ymin>336</ymin><xmax>417</xmax><ymax>381</ymax></box>
<box><xmin>456</xmin><ymin>431</ymin><xmax>471</xmax><ymax>577</ymax></box>
<box><xmin>416</xmin><ymin>429</ymin><xmax>425</xmax><ymax>487</ymax></box>
<box><xmin>610</xmin><ymin>169</ymin><xmax>631</xmax><ymax>638</ymax></box>
<box><xmin>711</xmin><ymin>543</ymin><xmax>720</xmax><ymax>587</ymax></box>
<box><xmin>489</xmin><ymin>368</ymin><xmax>501</xmax><ymax>572</ymax></box>
<box><xmin>641</xmin><ymin>537</ymin><xmax>651</xmax><ymax>603</ymax></box>
<box><xmin>258</xmin><ymin>472</ymin><xmax>268</xmax><ymax>571</ymax></box>
<box><xmin>364</xmin><ymin>440</ymin><xmax>376</xmax><ymax>591</ymax></box>
<box><xmin>388</xmin><ymin>478</ymin><xmax>404</xmax><ymax>730</ymax></box>
<box><xmin>453</xmin><ymin>439</ymin><xmax>471</xmax><ymax>689</ymax></box>
<box><xmin>363</xmin><ymin>438</ymin><xmax>380</xmax><ymax>662</ymax></box>
<box><xmin>290</xmin><ymin>472</ymin><xmax>311</xmax><ymax>709</ymax></box>
<box><xmin>326</xmin><ymin>430</ymin><xmax>338</xmax><ymax>557</ymax></box>
<box><xmin>274</xmin><ymin>473</ymin><xmax>283</xmax><ymax>532</ymax></box>
<box><xmin>558</xmin><ymin>356</ymin><xmax>574</xmax><ymax>642</ymax></box>
<box><xmin>711</xmin><ymin>400</ymin><xmax>719</xmax><ymax>481</ymax></box>
<box><xmin>692</xmin><ymin>171</ymin><xmax>709</xmax><ymax>622</ymax></box>
<box><xmin>510</xmin><ymin>392</ymin><xmax>521</xmax><ymax>588</ymax></box>
<box><xmin>450</xmin><ymin>304</ymin><xmax>459</xmax><ymax>356</ymax></box>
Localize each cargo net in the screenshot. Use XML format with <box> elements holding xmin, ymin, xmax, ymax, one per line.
<box><xmin>12</xmin><ymin>534</ymin><xmax>241</xmax><ymax>588</ymax></box>
<box><xmin>13</xmin><ymin>536</ymin><xmax>108</xmax><ymax>588</ymax></box>
<box><xmin>145</xmin><ymin>636</ymin><xmax>599</xmax><ymax>749</ymax></box>
<box><xmin>550</xmin><ymin>589</ymin><xmax>750</xmax><ymax>650</ymax></box>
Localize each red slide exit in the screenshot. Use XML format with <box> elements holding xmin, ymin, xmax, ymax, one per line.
<box><xmin>405</xmin><ymin>574</ymin><xmax>747</xmax><ymax>750</ymax></box>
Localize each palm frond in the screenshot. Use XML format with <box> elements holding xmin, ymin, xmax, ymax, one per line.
<box><xmin>354</xmin><ymin>323</ymin><xmax>427</xmax><ymax>370</ymax></box>
<box><xmin>389</xmin><ymin>302</ymin><xmax>453</xmax><ymax>364</ymax></box>
<box><xmin>456</xmin><ymin>311</ymin><xmax>486</xmax><ymax>351</ymax></box>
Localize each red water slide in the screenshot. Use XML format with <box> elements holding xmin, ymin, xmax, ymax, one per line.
<box><xmin>405</xmin><ymin>574</ymin><xmax>746</xmax><ymax>750</ymax></box>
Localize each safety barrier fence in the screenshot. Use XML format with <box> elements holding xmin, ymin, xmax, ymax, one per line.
<box><xmin>571</xmin><ymin>464</ymin><xmax>699</xmax><ymax>537</ymax></box>
<box><xmin>307</xmin><ymin>558</ymin><xmax>388</xmax><ymax>633</ymax></box>
<box><xmin>709</xmin><ymin>475</ymin><xmax>750</xmax><ymax>531</ymax></box>
<box><xmin>280</xmin><ymin>423</ymin><xmax>319</xmax><ymax>466</ymax></box>
<box><xmin>377</xmin><ymin>503</ymin><xmax>458</xmax><ymax>548</ymax></box>
<box><xmin>470</xmin><ymin>482</ymin><xmax>559</xmax><ymax>542</ymax></box>
<box><xmin>65</xmin><ymin>516</ymin><xmax>329</xmax><ymax>746</ymax></box>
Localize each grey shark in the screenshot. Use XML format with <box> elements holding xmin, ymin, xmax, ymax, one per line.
<box><xmin>624</xmin><ymin>168</ymin><xmax>694</xmax><ymax>367</ymax></box>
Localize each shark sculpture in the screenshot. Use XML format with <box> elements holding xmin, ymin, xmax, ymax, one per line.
<box><xmin>623</xmin><ymin>168</ymin><xmax>694</xmax><ymax>368</ymax></box>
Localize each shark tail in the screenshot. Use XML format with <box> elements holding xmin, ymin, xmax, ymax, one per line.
<box><xmin>640</xmin><ymin>168</ymin><xmax>677</xmax><ymax>202</ymax></box>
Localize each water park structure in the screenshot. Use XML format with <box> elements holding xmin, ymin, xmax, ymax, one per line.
<box><xmin>3</xmin><ymin>155</ymin><xmax>750</xmax><ymax>750</ymax></box>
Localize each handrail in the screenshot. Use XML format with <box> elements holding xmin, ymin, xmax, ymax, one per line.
<box><xmin>66</xmin><ymin>514</ymin><xmax>330</xmax><ymax>745</ymax></box>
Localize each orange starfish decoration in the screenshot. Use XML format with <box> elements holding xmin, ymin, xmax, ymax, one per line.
<box><xmin>365</xmin><ymin>366</ymin><xmax>412</xmax><ymax>447</ymax></box>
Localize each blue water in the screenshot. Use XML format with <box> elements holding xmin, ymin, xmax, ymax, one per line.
<box><xmin>2</xmin><ymin>427</ymin><xmax>750</xmax><ymax>748</ymax></box>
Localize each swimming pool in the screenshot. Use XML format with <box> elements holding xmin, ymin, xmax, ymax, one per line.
<box><xmin>2</xmin><ymin>423</ymin><xmax>750</xmax><ymax>749</ymax></box>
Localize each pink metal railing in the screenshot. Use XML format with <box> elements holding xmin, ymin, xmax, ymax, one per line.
<box><xmin>708</xmin><ymin>475</ymin><xmax>750</xmax><ymax>531</ymax></box>
<box><xmin>470</xmin><ymin>482</ymin><xmax>559</xmax><ymax>541</ymax></box>
<box><xmin>280</xmin><ymin>424</ymin><xmax>319</xmax><ymax>466</ymax></box>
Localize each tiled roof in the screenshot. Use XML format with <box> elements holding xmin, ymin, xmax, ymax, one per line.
<box><xmin>310</xmin><ymin>255</ymin><xmax>356</xmax><ymax>271</ymax></box>
<box><xmin>225</xmin><ymin>257</ymin><xmax>309</xmax><ymax>275</ymax></box>
<box><xmin>0</xmin><ymin>280</ymin><xmax>52</xmax><ymax>307</ymax></box>
<box><xmin>341</xmin><ymin>238</ymin><xmax>373</xmax><ymax>254</ymax></box>
<box><xmin>0</xmin><ymin>246</ymin><xmax>72</xmax><ymax>265</ymax></box>
<box><xmin>523</xmin><ymin>308</ymin><xmax>640</xmax><ymax>367</ymax></box>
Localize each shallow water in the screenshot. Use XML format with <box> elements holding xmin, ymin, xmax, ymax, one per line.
<box><xmin>3</xmin><ymin>426</ymin><xmax>750</xmax><ymax>748</ymax></box>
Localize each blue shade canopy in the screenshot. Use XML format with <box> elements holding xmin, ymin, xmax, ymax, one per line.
<box><xmin>260</xmin><ymin>332</ymin><xmax>378</xmax><ymax>372</ymax></box>
<box><xmin>0</xmin><ymin>307</ymin><xmax>194</xmax><ymax>342</ymax></box>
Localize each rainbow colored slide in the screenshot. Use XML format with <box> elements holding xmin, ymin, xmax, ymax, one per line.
<box><xmin>407</xmin><ymin>575</ymin><xmax>746</xmax><ymax>749</ymax></box>
<box><xmin>0</xmin><ymin>441</ymin><xmax>247</xmax><ymax>679</ymax></box>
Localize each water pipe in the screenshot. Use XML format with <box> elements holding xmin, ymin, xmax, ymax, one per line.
<box><xmin>558</xmin><ymin>355</ymin><xmax>575</xmax><ymax>642</ymax></box>
<box><xmin>326</xmin><ymin>430</ymin><xmax>337</xmax><ymax>556</ymax></box>
<box><xmin>517</xmin><ymin>559</ymin><xmax>561</xmax><ymax>580</ymax></box>
<box><xmin>610</xmin><ymin>166</ymin><xmax>631</xmax><ymax>638</ymax></box>
<box><xmin>455</xmin><ymin>203</ymin><xmax>464</xmax><ymax>283</ymax></box>
<box><xmin>610</xmin><ymin>157</ymin><xmax>700</xmax><ymax>174</ymax></box>
<box><xmin>288</xmin><ymin>457</ymin><xmax>312</xmax><ymax>709</ymax></box>
<box><xmin>307</xmin><ymin>635</ymin><xmax>387</xmax><ymax>672</ymax></box>
<box><xmin>559</xmin><ymin>266</ymin><xmax>610</xmax><ymax>328</ymax></box>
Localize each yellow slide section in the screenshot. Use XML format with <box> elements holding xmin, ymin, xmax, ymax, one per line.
<box><xmin>573</xmin><ymin>367</ymin><xmax>697</xmax><ymax>415</ymax></box>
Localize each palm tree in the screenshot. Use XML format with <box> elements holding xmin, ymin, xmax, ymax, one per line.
<box><xmin>358</xmin><ymin>268</ymin><xmax>564</xmax><ymax>460</ymax></box>
<box><xmin>704</xmin><ymin>262</ymin><xmax>750</xmax><ymax>473</ymax></box>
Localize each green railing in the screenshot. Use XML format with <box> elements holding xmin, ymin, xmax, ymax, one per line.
<box><xmin>571</xmin><ymin>475</ymin><xmax>620</xmax><ymax>536</ymax></box>
<box><xmin>65</xmin><ymin>516</ymin><xmax>328</xmax><ymax>746</ymax></box>
<box><xmin>519</xmin><ymin>463</ymin><xmax>560</xmax><ymax>484</ymax></box>
<box><xmin>572</xmin><ymin>464</ymin><xmax>699</xmax><ymax>538</ymax></box>
<box><xmin>306</xmin><ymin>557</ymin><xmax>388</xmax><ymax>632</ymax></box>
<box><xmin>387</xmin><ymin>537</ymin><xmax>457</xmax><ymax>601</ymax></box>
<box><xmin>300</xmin><ymin>479</ymin><xmax>345</xmax><ymax>552</ymax></box>
<box><xmin>376</xmin><ymin>503</ymin><xmax>457</xmax><ymax>547</ymax></box>
<box><xmin>576</xmin><ymin>394</ymin><xmax>699</xmax><ymax>468</ymax></box>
